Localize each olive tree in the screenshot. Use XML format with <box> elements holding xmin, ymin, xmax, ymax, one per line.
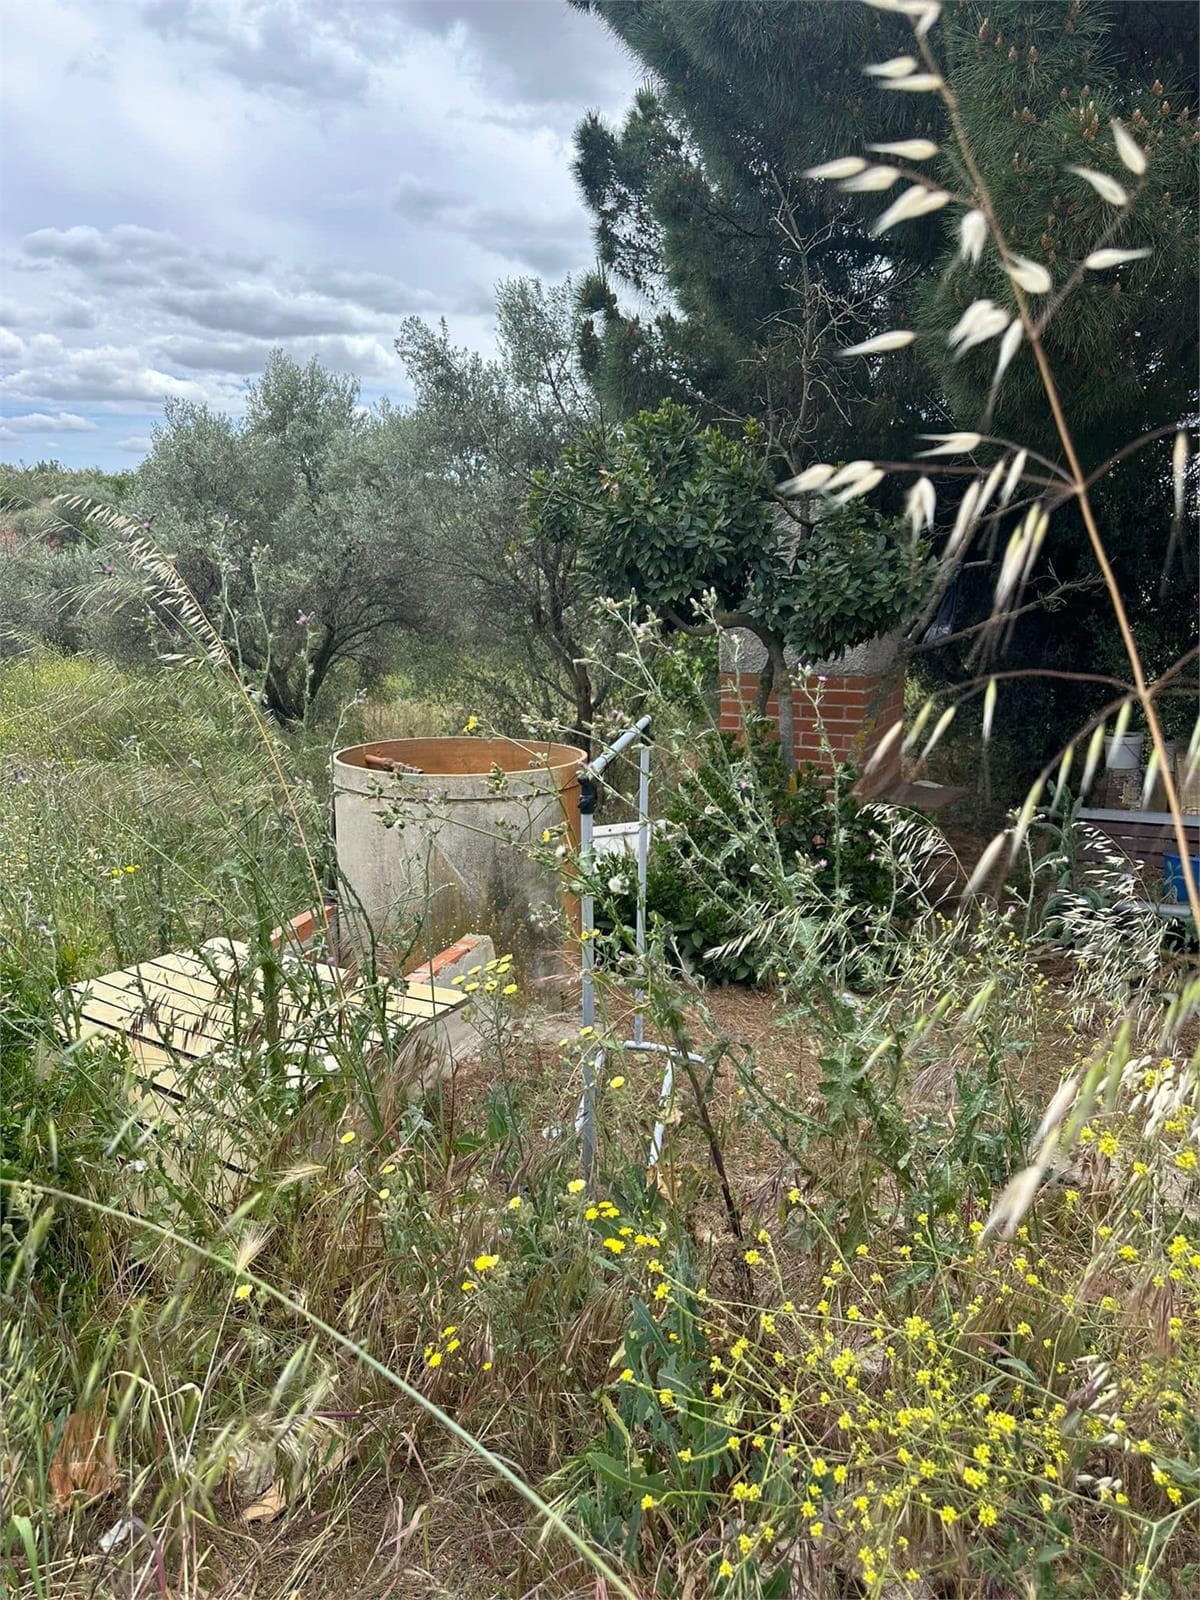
<box><xmin>131</xmin><ymin>353</ymin><xmax>420</xmax><ymax>722</ymax></box>
<box><xmin>392</xmin><ymin>277</ymin><xmax>610</xmax><ymax>747</ymax></box>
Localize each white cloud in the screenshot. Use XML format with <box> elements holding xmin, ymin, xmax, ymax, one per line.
<box><xmin>0</xmin><ymin>0</ymin><xmax>636</xmax><ymax>468</ymax></box>
<box><xmin>0</xmin><ymin>410</ymin><xmax>98</xmax><ymax>433</ymax></box>
<box><xmin>116</xmin><ymin>434</ymin><xmax>154</xmax><ymax>454</ymax></box>
<box><xmin>0</xmin><ymin>341</ymin><xmax>213</xmax><ymax>406</ymax></box>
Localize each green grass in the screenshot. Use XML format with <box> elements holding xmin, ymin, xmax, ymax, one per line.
<box><xmin>1</xmin><ymin>647</ymin><xmax>1198</xmax><ymax>1600</ymax></box>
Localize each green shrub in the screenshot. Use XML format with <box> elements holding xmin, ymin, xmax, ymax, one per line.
<box><xmin>607</xmin><ymin>722</ymin><xmax>896</xmax><ymax>984</ymax></box>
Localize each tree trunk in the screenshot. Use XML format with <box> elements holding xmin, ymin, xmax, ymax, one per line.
<box><xmin>767</xmin><ymin>635</ymin><xmax>795</xmax><ymax>771</ymax></box>
<box><xmin>571</xmin><ymin>660</ymin><xmax>594</xmax><ymax>755</ymax></box>
<box><xmin>755</xmin><ymin>652</ymin><xmax>775</xmax><ymax>717</ymax></box>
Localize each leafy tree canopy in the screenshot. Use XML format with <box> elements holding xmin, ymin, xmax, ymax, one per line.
<box><xmin>392</xmin><ymin>277</ymin><xmax>611</xmax><ymax>745</ymax></box>
<box><xmin>570</xmin><ymin>0</ymin><xmax>1198</xmax><ymax>774</ymax></box>
<box><xmin>529</xmin><ymin>401</ymin><xmax>929</xmax><ymax>765</ymax></box>
<box><xmin>131</xmin><ymin>352</ymin><xmax>420</xmax><ymax>722</ymax></box>
<box><xmin>571</xmin><ymin>0</ymin><xmax>1197</xmax><ymax>466</ymax></box>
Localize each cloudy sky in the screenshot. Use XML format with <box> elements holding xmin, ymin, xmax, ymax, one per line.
<box><xmin>0</xmin><ymin>0</ymin><xmax>638</xmax><ymax>469</ymax></box>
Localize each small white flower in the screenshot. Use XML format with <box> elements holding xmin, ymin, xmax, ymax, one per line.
<box><xmin>864</xmin><ymin>55</ymin><xmax>918</xmax><ymax>79</ymax></box>
<box><xmin>880</xmin><ymin>73</ymin><xmax>943</xmax><ymax>93</ymax></box>
<box><xmin>839</xmin><ymin>165</ymin><xmax>901</xmax><ymax>192</ymax></box>
<box><xmin>777</xmin><ymin>463</ymin><xmax>835</xmax><ymax>495</ymax></box>
<box><xmin>918</xmin><ymin>432</ymin><xmax>983</xmax><ymax>457</ymax></box>
<box><xmin>947</xmin><ymin>299</ymin><xmax>1010</xmax><ymax>356</ymax></box>
<box><xmin>871</xmin><ymin>184</ymin><xmax>949</xmax><ymax>236</ymax></box>
<box><xmin>999</xmin><ymin>449</ymin><xmax>1028</xmax><ymax>506</ymax></box>
<box><xmin>993</xmin><ymin>318</ymin><xmax>1024</xmax><ymax>382</ymax></box>
<box><xmin>1173</xmin><ymin>430</ymin><xmax>1188</xmax><ymax>525</ymax></box>
<box><xmin>607</xmin><ymin>874</ymin><xmax>630</xmax><ymax>895</ymax></box>
<box><xmin>869</xmin><ymin>139</ymin><xmax>939</xmax><ymax>160</ymax></box>
<box><xmin>839</xmin><ymin>330</ymin><xmax>916</xmax><ymax>356</ymax></box>
<box><xmin>823</xmin><ymin>459</ymin><xmax>878</xmax><ymax>490</ymax></box>
<box><xmin>1007</xmin><ymin>255</ymin><xmax>1052</xmax><ymax>294</ymax></box>
<box><xmin>906</xmin><ymin>476</ymin><xmax>936</xmax><ymax>534</ymax></box>
<box><xmin>833</xmin><ymin>468</ymin><xmax>885</xmax><ymax>502</ymax></box>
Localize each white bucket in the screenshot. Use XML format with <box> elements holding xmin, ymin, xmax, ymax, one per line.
<box><xmin>1104</xmin><ymin>732</ymin><xmax>1144</xmax><ymax>771</ymax></box>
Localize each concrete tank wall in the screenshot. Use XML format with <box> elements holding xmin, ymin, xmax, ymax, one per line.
<box><xmin>332</xmin><ymin>737</ymin><xmax>584</xmax><ymax>965</ymax></box>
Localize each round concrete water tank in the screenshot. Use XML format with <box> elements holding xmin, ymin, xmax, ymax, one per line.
<box><xmin>332</xmin><ymin>737</ymin><xmax>584</xmax><ymax>964</ymax></box>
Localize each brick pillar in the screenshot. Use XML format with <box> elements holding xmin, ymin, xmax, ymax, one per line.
<box><xmin>718</xmin><ymin>630</ymin><xmax>905</xmax><ymax>792</ymax></box>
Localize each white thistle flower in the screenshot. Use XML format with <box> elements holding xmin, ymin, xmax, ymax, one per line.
<box><xmin>871</xmin><ymin>184</ymin><xmax>950</xmax><ymax>235</ymax></box>
<box><xmin>864</xmin><ymin>55</ymin><xmax>918</xmax><ymax>78</ymax></box>
<box><xmin>1007</xmin><ymin>255</ymin><xmax>1052</xmax><ymax>294</ymax></box>
<box><xmin>959</xmin><ymin>208</ymin><xmax>987</xmax><ymax>263</ymax></box>
<box><xmin>840</xmin><ymin>165</ymin><xmax>901</xmax><ymax>192</ymax></box>
<box><xmin>1084</xmin><ymin>246</ymin><xmax>1151</xmax><ymax>270</ymax></box>
<box><xmin>778</xmin><ymin>463</ymin><xmax>835</xmax><ymax>494</ymax></box>
<box><xmin>1068</xmin><ymin>165</ymin><xmax>1130</xmax><ymax>206</ymax></box>
<box><xmin>804</xmin><ymin>157</ymin><xmax>868</xmax><ymax>181</ymax></box>
<box><xmin>906</xmin><ymin>476</ymin><xmax>936</xmax><ymax>534</ymax></box>
<box><xmin>918</xmin><ymin>432</ymin><xmax>983</xmax><ymax>457</ymax></box>
<box><xmin>839</xmin><ymin>330</ymin><xmax>916</xmax><ymax>356</ymax></box>
<box><xmin>869</xmin><ymin>138</ymin><xmax>939</xmax><ymax>160</ymax></box>
<box><xmin>1111</xmin><ymin>118</ymin><xmax>1148</xmax><ymax>176</ymax></box>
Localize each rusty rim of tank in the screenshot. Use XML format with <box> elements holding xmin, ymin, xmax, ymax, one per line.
<box><xmin>335</xmin><ymin>737</ymin><xmax>586</xmax><ymax>780</ymax></box>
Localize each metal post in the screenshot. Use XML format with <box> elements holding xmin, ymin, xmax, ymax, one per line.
<box><xmin>577</xmin><ymin>768</ymin><xmax>599</xmax><ymax>1181</ymax></box>
<box><xmin>634</xmin><ymin>736</ymin><xmax>650</xmax><ymax>1048</ymax></box>
<box><xmin>647</xmin><ymin>1053</ymin><xmax>675</xmax><ymax>1171</ymax></box>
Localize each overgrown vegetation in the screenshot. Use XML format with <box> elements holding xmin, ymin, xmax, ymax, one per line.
<box><xmin>1</xmin><ymin>2</ymin><xmax>1198</xmax><ymax>1598</ymax></box>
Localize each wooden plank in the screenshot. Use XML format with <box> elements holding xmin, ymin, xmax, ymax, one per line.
<box><xmin>74</xmin><ymin>994</ymin><xmax>212</xmax><ymax>1057</ymax></box>
<box><xmin>404</xmin><ymin>982</ymin><xmax>467</xmax><ymax>1010</ymax></box>
<box><xmin>79</xmin><ymin>973</ymin><xmax>232</xmax><ymax>1048</ymax></box>
<box><xmin>69</xmin><ymin>947</ymin><xmax>471</xmax><ymax>1094</ymax></box>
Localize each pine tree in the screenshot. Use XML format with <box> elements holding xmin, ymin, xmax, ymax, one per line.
<box><xmin>570</xmin><ymin>0</ymin><xmax>1198</xmax><ymax>775</ymax></box>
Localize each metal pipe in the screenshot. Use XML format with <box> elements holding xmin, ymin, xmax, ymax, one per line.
<box><xmin>581</xmin><ymin>714</ymin><xmax>651</xmax><ymax>781</ymax></box>
<box><xmin>633</xmin><ymin>738</ymin><xmax>650</xmax><ymax>1049</ymax></box>
<box><xmin>647</xmin><ymin>1055</ymin><xmax>675</xmax><ymax>1171</ymax></box>
<box><xmin>577</xmin><ymin>801</ymin><xmax>598</xmax><ymax>1180</ymax></box>
<box><xmin>573</xmin><ymin>713</ymin><xmax>653</xmax><ymax>1185</ymax></box>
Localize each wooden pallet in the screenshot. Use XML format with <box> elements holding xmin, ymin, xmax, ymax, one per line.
<box><xmin>67</xmin><ymin>939</ymin><xmax>469</xmax><ymax>1173</ymax></box>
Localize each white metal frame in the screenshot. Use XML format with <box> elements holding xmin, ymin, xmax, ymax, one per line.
<box><xmin>573</xmin><ymin>715</ymin><xmax>705</xmax><ymax>1182</ymax></box>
